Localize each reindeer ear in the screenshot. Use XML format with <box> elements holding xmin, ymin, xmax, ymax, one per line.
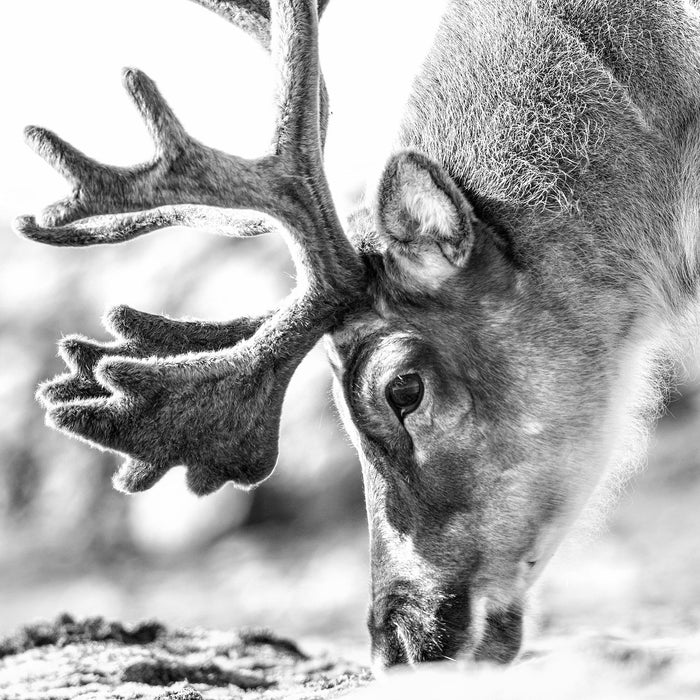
<box><xmin>376</xmin><ymin>150</ymin><xmax>478</xmax><ymax>288</ymax></box>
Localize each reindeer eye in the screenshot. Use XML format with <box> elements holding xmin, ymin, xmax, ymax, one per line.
<box><xmin>386</xmin><ymin>373</ymin><xmax>424</xmax><ymax>419</ymax></box>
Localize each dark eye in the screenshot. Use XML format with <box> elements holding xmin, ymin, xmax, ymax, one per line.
<box><xmin>385</xmin><ymin>373</ymin><xmax>424</xmax><ymax>420</ymax></box>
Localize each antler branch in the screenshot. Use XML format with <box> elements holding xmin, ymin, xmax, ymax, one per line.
<box><xmin>14</xmin><ymin>0</ymin><xmax>331</xmax><ymax>245</ymax></box>
<box><xmin>15</xmin><ymin>67</ymin><xmax>280</xmax><ymax>244</ymax></box>
<box><xmin>22</xmin><ymin>0</ymin><xmax>368</xmax><ymax>496</ymax></box>
<box><xmin>38</xmin><ymin>306</ymin><xmax>273</xmax><ymax>405</ymax></box>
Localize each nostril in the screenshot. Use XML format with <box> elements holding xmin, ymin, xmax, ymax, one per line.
<box><xmin>527</xmin><ymin>560</ymin><xmax>537</xmax><ymax>569</ymax></box>
<box><xmin>371</xmin><ymin>622</ymin><xmax>411</xmax><ymax>668</ymax></box>
<box><xmin>368</xmin><ymin>581</ymin><xmax>439</xmax><ymax>666</ymax></box>
<box><xmin>368</xmin><ymin>604</ymin><xmax>416</xmax><ymax>668</ymax></box>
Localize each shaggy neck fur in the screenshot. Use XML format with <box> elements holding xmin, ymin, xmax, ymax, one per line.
<box><xmin>398</xmin><ymin>0</ymin><xmax>700</xmax><ymax>316</ymax></box>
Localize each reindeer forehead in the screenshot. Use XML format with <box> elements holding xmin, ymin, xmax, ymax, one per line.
<box><xmin>327</xmin><ymin>284</ymin><xmax>511</xmax><ymax>381</ymax></box>
<box><xmin>329</xmin><ymin>318</ymin><xmax>412</xmax><ymax>362</ymax></box>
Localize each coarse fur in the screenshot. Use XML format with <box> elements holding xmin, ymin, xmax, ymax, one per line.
<box><xmin>329</xmin><ymin>0</ymin><xmax>700</xmax><ymax>666</ymax></box>
<box><xmin>15</xmin><ymin>0</ymin><xmax>700</xmax><ymax>671</ymax></box>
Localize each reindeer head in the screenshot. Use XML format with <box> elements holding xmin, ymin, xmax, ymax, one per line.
<box><xmin>323</xmin><ymin>149</ymin><xmax>621</xmax><ymax>666</ymax></box>
<box><xmin>16</xmin><ymin>0</ymin><xmax>620</xmax><ymax>669</ymax></box>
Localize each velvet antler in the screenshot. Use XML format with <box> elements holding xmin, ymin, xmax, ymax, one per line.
<box><xmin>15</xmin><ymin>0</ymin><xmax>367</xmax><ymax>496</ymax></box>
<box><xmin>24</xmin><ymin>0</ymin><xmax>331</xmax><ymax>411</ymax></box>
<box><xmin>37</xmin><ymin>306</ymin><xmax>275</xmax><ymax>406</ymax></box>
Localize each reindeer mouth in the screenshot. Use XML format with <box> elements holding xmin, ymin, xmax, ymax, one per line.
<box><xmin>371</xmin><ymin>588</ymin><xmax>523</xmax><ymax>667</ymax></box>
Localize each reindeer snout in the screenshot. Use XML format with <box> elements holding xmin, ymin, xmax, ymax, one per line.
<box><xmin>368</xmin><ymin>580</ymin><xmax>466</xmax><ymax>667</ymax></box>
<box><xmin>368</xmin><ymin>592</ymin><xmax>424</xmax><ymax>667</ymax></box>
<box><xmin>368</xmin><ymin>615</ymin><xmax>407</xmax><ymax>667</ymax></box>
<box><xmin>369</xmin><ymin>582</ymin><xmax>523</xmax><ymax>667</ymax></box>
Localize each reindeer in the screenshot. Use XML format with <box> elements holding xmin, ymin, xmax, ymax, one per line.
<box><xmin>14</xmin><ymin>0</ymin><xmax>700</xmax><ymax>669</ymax></box>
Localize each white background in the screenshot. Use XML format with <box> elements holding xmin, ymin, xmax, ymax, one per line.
<box><xmin>0</xmin><ymin>0</ymin><xmax>448</xmax><ymax>222</ymax></box>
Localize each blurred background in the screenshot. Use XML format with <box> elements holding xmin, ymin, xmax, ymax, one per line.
<box><xmin>1</xmin><ymin>0</ymin><xmax>699</xmax><ymax>665</ymax></box>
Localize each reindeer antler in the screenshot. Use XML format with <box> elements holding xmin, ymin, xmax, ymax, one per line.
<box><xmin>16</xmin><ymin>0</ymin><xmax>367</xmax><ymax>496</ymax></box>
<box><xmin>189</xmin><ymin>0</ymin><xmax>331</xmax><ymax>145</ymax></box>
<box><xmin>22</xmin><ymin>0</ymin><xmax>329</xmax><ymax>414</ymax></box>
<box><xmin>15</xmin><ymin>0</ymin><xmax>332</xmax><ymax>243</ymax></box>
<box><xmin>37</xmin><ymin>306</ymin><xmax>275</xmax><ymax>406</ymax></box>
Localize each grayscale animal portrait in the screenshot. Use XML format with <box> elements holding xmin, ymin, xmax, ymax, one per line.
<box><xmin>10</xmin><ymin>0</ymin><xmax>700</xmax><ymax>677</ymax></box>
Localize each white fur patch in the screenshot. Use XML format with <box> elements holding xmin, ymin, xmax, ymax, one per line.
<box><xmin>468</xmin><ymin>596</ymin><xmax>490</xmax><ymax>653</ymax></box>
<box><xmin>400</xmin><ymin>165</ymin><xmax>459</xmax><ymax>240</ymax></box>
<box><xmin>373</xmin><ymin>515</ymin><xmax>431</xmax><ymax>583</ymax></box>
<box><xmin>390</xmin><ymin>249</ymin><xmax>454</xmax><ymax>291</ymax></box>
<box><xmin>676</xmin><ymin>121</ymin><xmax>700</xmax><ymax>272</ymax></box>
<box><xmin>580</xmin><ymin>318</ymin><xmax>673</xmax><ymax>534</ymax></box>
<box><xmin>521</xmin><ymin>420</ymin><xmax>544</xmax><ymax>436</ymax></box>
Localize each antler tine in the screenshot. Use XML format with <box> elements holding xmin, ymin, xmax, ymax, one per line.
<box><xmin>13</xmin><ymin>1</ymin><xmax>333</xmax><ymax>248</ymax></box>
<box><xmin>15</xmin><ymin>205</ymin><xmax>274</xmax><ymax>248</ymax></box>
<box><xmin>188</xmin><ymin>0</ymin><xmax>332</xmax><ymax>47</ymax></box>
<box><xmin>122</xmin><ymin>67</ymin><xmax>191</xmax><ymax>160</ymax></box>
<box><xmin>38</xmin><ymin>306</ymin><xmax>274</xmax><ymax>407</ymax></box>
<box><xmin>31</xmin><ymin>0</ymin><xmax>367</xmax><ymax>496</ymax></box>
<box><xmin>14</xmin><ymin>63</ymin><xmax>281</xmax><ymax>244</ymax></box>
<box><xmin>23</xmin><ymin>125</ymin><xmax>102</xmax><ymax>186</ymax></box>
<box><xmin>187</xmin><ymin>0</ymin><xmax>275</xmax><ymax>47</ymax></box>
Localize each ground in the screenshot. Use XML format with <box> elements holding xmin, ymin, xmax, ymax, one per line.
<box><xmin>0</xmin><ymin>615</ymin><xmax>371</xmax><ymax>699</ymax></box>
<box><xmin>3</xmin><ymin>615</ymin><xmax>700</xmax><ymax>699</ymax></box>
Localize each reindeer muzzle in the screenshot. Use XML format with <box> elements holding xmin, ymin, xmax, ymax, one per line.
<box><xmin>369</xmin><ymin>581</ymin><xmax>522</xmax><ymax>667</ymax></box>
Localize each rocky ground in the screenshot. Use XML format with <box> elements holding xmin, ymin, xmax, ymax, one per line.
<box><xmin>0</xmin><ymin>615</ymin><xmax>371</xmax><ymax>700</ymax></box>
<box><xmin>4</xmin><ymin>615</ymin><xmax>700</xmax><ymax>699</ymax></box>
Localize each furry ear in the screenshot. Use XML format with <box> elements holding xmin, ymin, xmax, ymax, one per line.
<box><xmin>376</xmin><ymin>150</ymin><xmax>478</xmax><ymax>289</ymax></box>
